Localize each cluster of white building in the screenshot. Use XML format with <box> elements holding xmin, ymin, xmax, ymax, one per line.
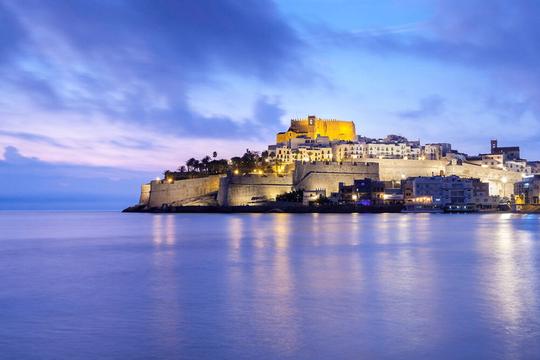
<box><xmin>268</xmin><ymin>134</ymin><xmax>455</xmax><ymax>164</ymax></box>
<box><xmin>268</xmin><ymin>134</ymin><xmax>539</xmax><ymax>177</ymax></box>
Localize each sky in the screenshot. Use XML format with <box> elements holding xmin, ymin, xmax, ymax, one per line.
<box><xmin>1</xmin><ymin>0</ymin><xmax>540</xmax><ymax>209</ymax></box>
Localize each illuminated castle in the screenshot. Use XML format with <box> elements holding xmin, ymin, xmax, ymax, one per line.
<box><xmin>276</xmin><ymin>115</ymin><xmax>356</xmax><ymax>143</ymax></box>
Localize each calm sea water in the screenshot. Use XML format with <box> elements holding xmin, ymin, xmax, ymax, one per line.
<box><xmin>0</xmin><ymin>212</ymin><xmax>539</xmax><ymax>359</ymax></box>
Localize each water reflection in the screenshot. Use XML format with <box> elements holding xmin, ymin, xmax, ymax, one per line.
<box><xmin>228</xmin><ymin>216</ymin><xmax>243</xmax><ymax>263</ymax></box>
<box><xmin>2</xmin><ymin>212</ymin><xmax>540</xmax><ymax>359</ymax></box>
<box><xmin>396</xmin><ymin>214</ymin><xmax>412</xmax><ymax>243</ymax></box>
<box><xmin>225</xmin><ymin>214</ymin><xmax>300</xmax><ymax>356</ymax></box>
<box><xmin>373</xmin><ymin>215</ymin><xmax>440</xmax><ymax>350</ymax></box>
<box><xmin>476</xmin><ymin>215</ymin><xmax>537</xmax><ymax>356</ymax></box>
<box><xmin>152</xmin><ymin>215</ymin><xmax>163</xmax><ymax>245</ymax></box>
<box><xmin>150</xmin><ymin>214</ymin><xmax>182</xmax><ymax>352</ymax></box>
<box><xmin>152</xmin><ymin>214</ymin><xmax>176</xmax><ymax>246</ymax></box>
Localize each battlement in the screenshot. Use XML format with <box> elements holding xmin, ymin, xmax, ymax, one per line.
<box><xmin>277</xmin><ymin>115</ymin><xmax>357</xmax><ymax>143</ymax></box>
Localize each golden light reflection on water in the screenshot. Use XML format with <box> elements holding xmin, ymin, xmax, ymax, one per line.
<box><xmin>274</xmin><ymin>214</ymin><xmax>290</xmax><ymax>250</ymax></box>
<box><xmin>413</xmin><ymin>213</ymin><xmax>431</xmax><ymax>243</ymax></box>
<box><xmin>396</xmin><ymin>214</ymin><xmax>412</xmax><ymax>243</ymax></box>
<box><xmin>150</xmin><ymin>214</ymin><xmax>182</xmax><ymax>350</ymax></box>
<box><xmin>311</xmin><ymin>213</ymin><xmax>321</xmax><ymax>246</ymax></box>
<box><xmin>152</xmin><ymin>214</ymin><xmax>176</xmax><ymax>246</ymax></box>
<box><xmin>225</xmin><ymin>214</ymin><xmax>300</xmax><ymax>355</ymax></box>
<box><xmin>144</xmin><ymin>213</ymin><xmax>540</xmax><ymax>357</ymax></box>
<box><xmin>375</xmin><ymin>212</ymin><xmax>392</xmax><ymax>244</ymax></box>
<box><xmin>373</xmin><ymin>214</ymin><xmax>440</xmax><ymax>345</ymax></box>
<box><xmin>350</xmin><ymin>213</ymin><xmax>360</xmax><ymax>245</ymax></box>
<box><xmin>228</xmin><ymin>216</ymin><xmax>243</xmax><ymax>263</ymax></box>
<box><xmin>152</xmin><ymin>215</ymin><xmax>163</xmax><ymax>245</ymax></box>
<box><xmin>476</xmin><ymin>214</ymin><xmax>537</xmax><ymax>344</ymax></box>
<box><xmin>166</xmin><ymin>214</ymin><xmax>175</xmax><ymax>245</ymax></box>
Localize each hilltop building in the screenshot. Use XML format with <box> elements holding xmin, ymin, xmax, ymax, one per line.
<box><xmin>276</xmin><ymin>115</ymin><xmax>356</xmax><ymax>143</ymax></box>
<box><xmin>134</xmin><ymin>116</ymin><xmax>540</xmax><ymax>209</ymax></box>
<box><xmin>467</xmin><ymin>140</ymin><xmax>531</xmax><ymax>173</ymax></box>
<box><xmin>527</xmin><ymin>161</ymin><xmax>540</xmax><ymax>174</ymax></box>
<box><xmin>491</xmin><ymin>139</ymin><xmax>520</xmax><ymax>161</ymax></box>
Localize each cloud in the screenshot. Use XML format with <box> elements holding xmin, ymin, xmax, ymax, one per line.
<box><xmin>0</xmin><ymin>146</ymin><xmax>155</xmax><ymax>210</ymax></box>
<box><xmin>0</xmin><ymin>2</ymin><xmax>26</xmax><ymax>62</ymax></box>
<box><xmin>398</xmin><ymin>95</ymin><xmax>445</xmax><ymax>119</ymax></box>
<box><xmin>0</xmin><ymin>109</ymin><xmax>268</xmax><ymax>171</ymax></box>
<box><xmin>0</xmin><ymin>130</ymin><xmax>70</xmax><ymax>149</ymax></box>
<box><xmin>0</xmin><ymin>0</ymin><xmax>305</xmax><ymax>138</ymax></box>
<box><xmin>321</xmin><ymin>0</ymin><xmax>540</xmax><ymax>69</ymax></box>
<box><xmin>319</xmin><ymin>0</ymin><xmax>540</xmax><ymax>118</ymax></box>
<box><xmin>307</xmin><ymin>0</ymin><xmax>540</xmax><ymax>159</ymax></box>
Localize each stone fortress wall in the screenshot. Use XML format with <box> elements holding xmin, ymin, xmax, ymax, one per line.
<box><xmin>365</xmin><ymin>158</ymin><xmax>521</xmax><ymax>196</ymax></box>
<box><xmin>142</xmin><ymin>175</ymin><xmax>222</xmax><ymax>208</ymax></box>
<box><xmin>139</xmin><ymin>184</ymin><xmax>151</xmax><ymax>205</ymax></box>
<box><xmin>217</xmin><ymin>174</ymin><xmax>294</xmax><ymax>206</ymax></box>
<box><xmin>216</xmin><ymin>162</ymin><xmax>379</xmax><ymax>206</ymax></box>
<box><xmin>363</xmin><ymin>159</ymin><xmax>447</xmax><ymax>180</ymax></box>
<box><xmin>293</xmin><ymin>161</ymin><xmax>379</xmax><ymax>194</ymax></box>
<box><xmin>138</xmin><ymin>159</ymin><xmax>522</xmax><ymax>207</ymax></box>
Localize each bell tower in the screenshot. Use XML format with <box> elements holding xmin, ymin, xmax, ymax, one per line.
<box><xmin>308</xmin><ymin>115</ymin><xmax>316</xmax><ymax>138</ymax></box>
<box><xmin>490</xmin><ymin>139</ymin><xmax>498</xmax><ymax>154</ymax></box>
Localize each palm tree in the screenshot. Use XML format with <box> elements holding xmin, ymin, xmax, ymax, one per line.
<box><xmin>201</xmin><ymin>155</ymin><xmax>211</xmax><ymax>173</ymax></box>
<box><xmin>186</xmin><ymin>158</ymin><xmax>196</xmax><ymax>172</ymax></box>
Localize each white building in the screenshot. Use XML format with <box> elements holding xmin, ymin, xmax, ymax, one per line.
<box><xmin>332</xmin><ymin>142</ymin><xmax>363</xmax><ymax>162</ymax></box>
<box><xmin>422</xmin><ymin>144</ymin><xmax>443</xmax><ymax>160</ymax></box>
<box><xmin>365</xmin><ymin>143</ymin><xmax>420</xmax><ymax>159</ymax></box>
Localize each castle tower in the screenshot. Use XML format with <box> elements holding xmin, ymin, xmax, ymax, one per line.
<box><xmin>307</xmin><ymin>115</ymin><xmax>316</xmax><ymax>138</ymax></box>
<box><xmin>276</xmin><ymin>115</ymin><xmax>357</xmax><ymax>143</ymax></box>
<box><xmin>491</xmin><ymin>139</ymin><xmax>498</xmax><ymax>154</ymax></box>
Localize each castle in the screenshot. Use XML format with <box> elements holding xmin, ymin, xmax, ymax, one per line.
<box><xmin>132</xmin><ymin>114</ymin><xmax>540</xmax><ymax>209</ymax></box>
<box><xmin>276</xmin><ymin>115</ymin><xmax>356</xmax><ymax>143</ymax></box>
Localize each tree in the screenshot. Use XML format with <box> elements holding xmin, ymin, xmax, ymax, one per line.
<box><xmin>212</xmin><ymin>151</ymin><xmax>217</xmax><ymax>159</ymax></box>
<box><xmin>177</xmin><ymin>165</ymin><xmax>186</xmax><ymax>173</ymax></box>
<box><xmin>230</xmin><ymin>156</ymin><xmax>242</xmax><ymax>173</ymax></box>
<box><xmin>201</xmin><ymin>155</ymin><xmax>211</xmax><ymax>173</ymax></box>
<box><xmin>186</xmin><ymin>158</ymin><xmax>196</xmax><ymax>172</ymax></box>
<box><xmin>239</xmin><ymin>150</ymin><xmax>258</xmax><ymax>174</ymax></box>
<box><xmin>276</xmin><ymin>190</ymin><xmax>303</xmax><ymax>202</ymax></box>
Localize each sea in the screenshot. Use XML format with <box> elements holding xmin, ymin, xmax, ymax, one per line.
<box><xmin>0</xmin><ymin>212</ymin><xmax>539</xmax><ymax>359</ymax></box>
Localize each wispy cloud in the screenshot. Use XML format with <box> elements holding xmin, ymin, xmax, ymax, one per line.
<box><xmin>0</xmin><ymin>0</ymin><xmax>306</xmax><ymax>141</ymax></box>
<box><xmin>398</xmin><ymin>95</ymin><xmax>445</xmax><ymax>119</ymax></box>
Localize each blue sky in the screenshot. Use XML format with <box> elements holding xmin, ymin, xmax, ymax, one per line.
<box><xmin>1</xmin><ymin>0</ymin><xmax>539</xmax><ymax>209</ymax></box>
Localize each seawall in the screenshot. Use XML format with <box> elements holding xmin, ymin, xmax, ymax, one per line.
<box><xmin>293</xmin><ymin>161</ymin><xmax>379</xmax><ymax>194</ymax></box>
<box><xmin>142</xmin><ymin>175</ymin><xmax>222</xmax><ymax>208</ymax></box>
<box><xmin>217</xmin><ymin>174</ymin><xmax>293</xmax><ymax>206</ymax></box>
